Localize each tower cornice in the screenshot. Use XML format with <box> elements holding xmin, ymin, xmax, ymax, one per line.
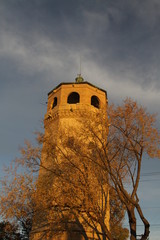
<box><xmin>48</xmin><ymin>81</ymin><xmax>107</xmax><ymax>98</ymax></box>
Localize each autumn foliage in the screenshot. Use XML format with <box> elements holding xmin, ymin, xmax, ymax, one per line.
<box><xmin>1</xmin><ymin>98</ymin><xmax>160</xmax><ymax>240</ymax></box>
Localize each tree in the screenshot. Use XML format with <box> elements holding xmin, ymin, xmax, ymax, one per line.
<box><xmin>0</xmin><ymin>152</ymin><xmax>37</xmax><ymax>239</ymax></box>
<box><xmin>40</xmin><ymin>98</ymin><xmax>159</xmax><ymax>240</ymax></box>
<box><xmin>71</xmin><ymin>98</ymin><xmax>160</xmax><ymax>240</ymax></box>
<box><xmin>1</xmin><ymin>98</ymin><xmax>158</xmax><ymax>240</ymax></box>
<box><xmin>106</xmin><ymin>99</ymin><xmax>160</xmax><ymax>240</ymax></box>
<box><xmin>109</xmin><ymin>188</ymin><xmax>129</xmax><ymax>240</ymax></box>
<box><xmin>0</xmin><ymin>132</ymin><xmax>127</xmax><ymax>240</ymax></box>
<box><xmin>0</xmin><ymin>221</ymin><xmax>21</xmax><ymax>240</ymax></box>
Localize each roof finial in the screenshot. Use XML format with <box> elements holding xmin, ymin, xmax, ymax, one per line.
<box><xmin>75</xmin><ymin>56</ymin><xmax>84</xmax><ymax>83</ymax></box>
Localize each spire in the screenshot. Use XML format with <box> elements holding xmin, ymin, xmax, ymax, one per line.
<box><xmin>75</xmin><ymin>55</ymin><xmax>84</xmax><ymax>83</ymax></box>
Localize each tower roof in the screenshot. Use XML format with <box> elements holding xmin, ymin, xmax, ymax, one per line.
<box><xmin>48</xmin><ymin>81</ymin><xmax>107</xmax><ymax>98</ymax></box>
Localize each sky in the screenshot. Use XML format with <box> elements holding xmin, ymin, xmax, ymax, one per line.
<box><xmin>0</xmin><ymin>0</ymin><xmax>160</xmax><ymax>238</ymax></box>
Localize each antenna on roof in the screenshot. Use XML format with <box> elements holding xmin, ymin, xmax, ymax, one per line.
<box><xmin>79</xmin><ymin>55</ymin><xmax>81</xmax><ymax>76</ymax></box>
<box><xmin>75</xmin><ymin>56</ymin><xmax>84</xmax><ymax>83</ymax></box>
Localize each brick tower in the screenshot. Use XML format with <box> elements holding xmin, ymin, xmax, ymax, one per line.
<box><xmin>31</xmin><ymin>76</ymin><xmax>110</xmax><ymax>240</ymax></box>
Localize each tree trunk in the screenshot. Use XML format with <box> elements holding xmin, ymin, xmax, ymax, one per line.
<box><xmin>127</xmin><ymin>207</ymin><xmax>136</xmax><ymax>240</ymax></box>
<box><xmin>136</xmin><ymin>204</ymin><xmax>150</xmax><ymax>240</ymax></box>
<box><xmin>99</xmin><ymin>218</ymin><xmax>114</xmax><ymax>240</ymax></box>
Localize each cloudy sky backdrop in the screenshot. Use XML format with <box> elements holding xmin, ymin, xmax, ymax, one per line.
<box><xmin>1</xmin><ymin>0</ymin><xmax>160</xmax><ymax>239</ymax></box>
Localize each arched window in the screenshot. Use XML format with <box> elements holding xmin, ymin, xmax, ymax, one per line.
<box><xmin>52</xmin><ymin>97</ymin><xmax>57</xmax><ymax>109</ymax></box>
<box><xmin>67</xmin><ymin>92</ymin><xmax>80</xmax><ymax>104</ymax></box>
<box><xmin>91</xmin><ymin>95</ymin><xmax>100</xmax><ymax>109</ymax></box>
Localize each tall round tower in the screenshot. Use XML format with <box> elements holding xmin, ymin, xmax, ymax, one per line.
<box><xmin>31</xmin><ymin>77</ymin><xmax>109</xmax><ymax>240</ymax></box>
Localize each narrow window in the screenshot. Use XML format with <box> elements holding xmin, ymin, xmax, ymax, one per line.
<box><xmin>52</xmin><ymin>97</ymin><xmax>57</xmax><ymax>109</ymax></box>
<box><xmin>67</xmin><ymin>92</ymin><xmax>80</xmax><ymax>104</ymax></box>
<box><xmin>91</xmin><ymin>95</ymin><xmax>100</xmax><ymax>108</ymax></box>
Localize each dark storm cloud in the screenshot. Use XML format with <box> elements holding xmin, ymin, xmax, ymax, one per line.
<box><xmin>1</xmin><ymin>0</ymin><xmax>159</xmax><ymax>90</ymax></box>
<box><xmin>81</xmin><ymin>0</ymin><xmax>160</xmax><ymax>89</ymax></box>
